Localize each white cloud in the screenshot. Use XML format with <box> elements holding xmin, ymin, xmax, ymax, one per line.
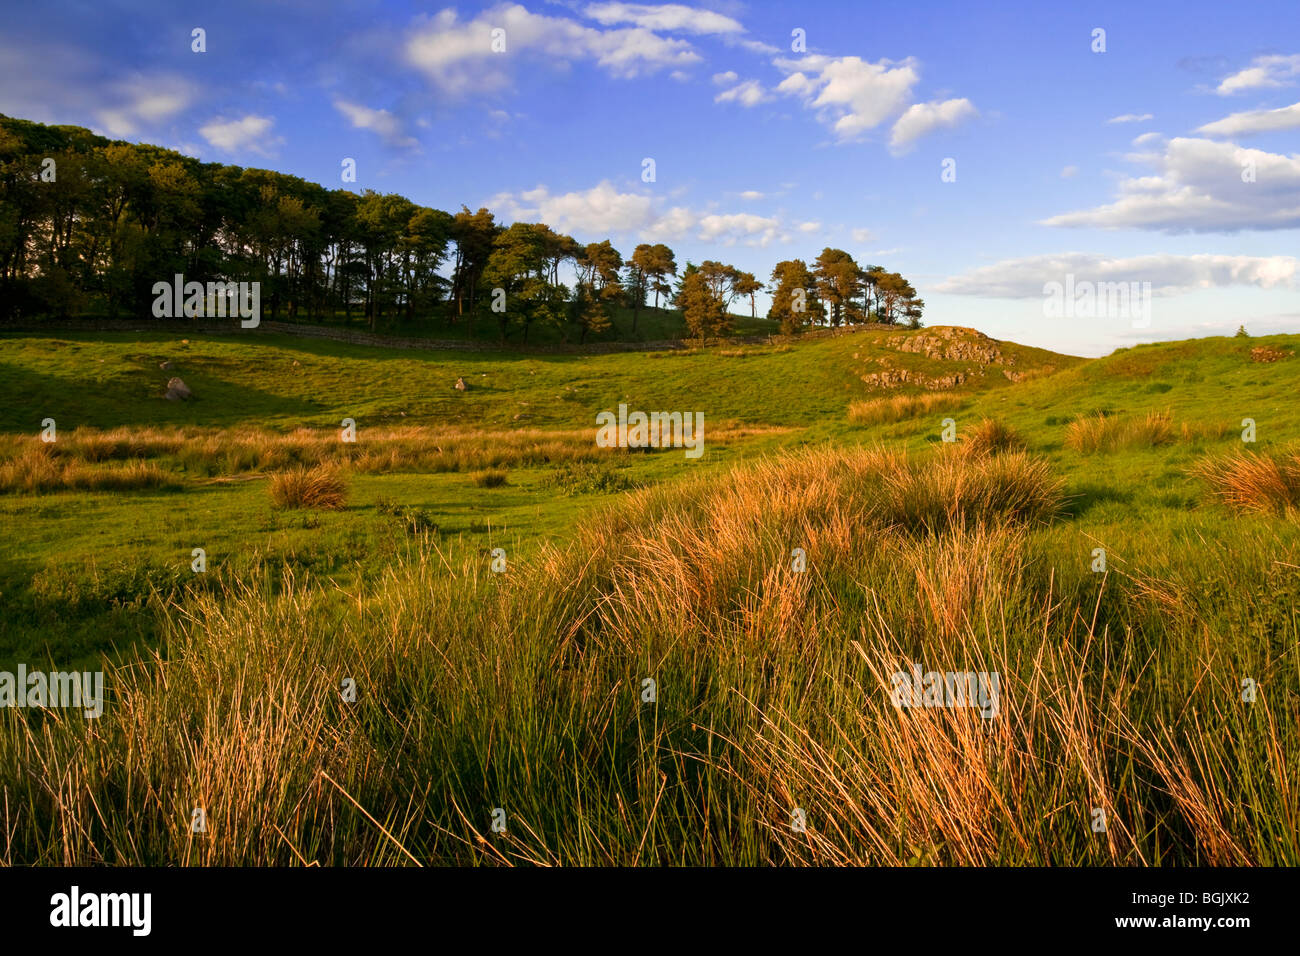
<box><xmin>712</xmin><ymin>70</ymin><xmax>738</xmax><ymax>85</ymax></box>
<box><xmin>739</xmin><ymin>190</ymin><xmax>764</xmax><ymax>200</ymax></box>
<box><xmin>198</xmin><ymin>114</ymin><xmax>280</xmax><ymax>155</ymax></box>
<box><xmin>694</xmin><ymin>212</ymin><xmax>782</xmax><ymax>246</ymax></box>
<box><xmin>715</xmin><ymin>78</ymin><xmax>769</xmax><ymax>107</ymax></box>
<box><xmin>851</xmin><ymin>227</ymin><xmax>875</xmax><ymax>243</ymax></box>
<box><xmin>888</xmin><ymin>97</ymin><xmax>977</xmax><ymax>152</ymax></box>
<box><xmin>1060</xmin><ymin>165</ymin><xmax>1079</xmax><ymax>178</ymax></box>
<box><xmin>1107</xmin><ymin>113</ymin><xmax>1153</xmax><ymax>124</ymax></box>
<box><xmin>405</xmin><ymin>3</ymin><xmax>699</xmax><ymax>96</ymax></box>
<box><xmin>797</xmin><ymin>221</ymin><xmax>821</xmax><ymax>232</ymax></box>
<box><xmin>583</xmin><ymin>3</ymin><xmax>744</xmax><ymax>35</ymax></box>
<box><xmin>1217</xmin><ymin>54</ymin><xmax>1300</xmax><ymax>95</ymax></box>
<box><xmin>1042</xmin><ymin>137</ymin><xmax>1300</xmax><ymax>232</ymax></box>
<box><xmin>774</xmin><ymin>54</ymin><xmax>921</xmax><ymax>141</ymax></box>
<box><xmin>772</xmin><ymin>55</ymin><xmax>976</xmax><ymax>148</ymax></box>
<box><xmin>333</xmin><ymin>99</ymin><xmax>420</xmax><ymax>149</ymax></box>
<box><xmin>490</xmin><ymin>180</ymin><xmax>656</xmax><ymax>235</ymax></box>
<box><xmin>489</xmin><ymin>181</ymin><xmax>788</xmax><ymax>246</ymax></box>
<box><xmin>938</xmin><ymin>252</ymin><xmax>1299</xmax><ymax>298</ymax></box>
<box><xmin>1197</xmin><ymin>101</ymin><xmax>1300</xmax><ymax>137</ymax></box>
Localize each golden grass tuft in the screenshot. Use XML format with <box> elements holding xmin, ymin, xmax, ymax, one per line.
<box><xmin>269</xmin><ymin>465</ymin><xmax>348</xmax><ymax>510</ymax></box>
<box><xmin>471</xmin><ymin>469</ymin><xmax>508</xmax><ymax>488</ymax></box>
<box><xmin>1193</xmin><ymin>446</ymin><xmax>1300</xmax><ymax>516</ymax></box>
<box><xmin>1066</xmin><ymin>411</ymin><xmax>1173</xmax><ymax>453</ymax></box>
<box><xmin>848</xmin><ymin>391</ymin><xmax>964</xmax><ymax>426</ymax></box>
<box><xmin>957</xmin><ymin>418</ymin><xmax>1025</xmax><ymax>458</ymax></box>
<box><xmin>0</xmin><ymin>446</ymin><xmax>176</xmax><ymax>493</ymax></box>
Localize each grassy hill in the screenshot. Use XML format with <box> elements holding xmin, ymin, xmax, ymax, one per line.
<box><xmin>1</xmin><ymin>324</ymin><xmax>1297</xmax><ymax>866</ymax></box>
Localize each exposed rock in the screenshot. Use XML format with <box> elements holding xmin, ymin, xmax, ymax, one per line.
<box><xmin>164</xmin><ymin>377</ymin><xmax>192</xmax><ymax>401</ymax></box>
<box><xmin>860</xmin><ymin>368</ymin><xmax>968</xmax><ymax>390</ymax></box>
<box><xmin>885</xmin><ymin>326</ymin><xmax>1008</xmax><ymax>365</ymax></box>
<box><xmin>1251</xmin><ymin>346</ymin><xmax>1292</xmax><ymax>363</ymax></box>
<box><xmin>454</xmin><ymin>377</ymin><xmax>469</xmax><ymax>391</ymax></box>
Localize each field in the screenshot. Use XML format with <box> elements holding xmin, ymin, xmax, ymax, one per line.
<box><xmin>1</xmin><ymin>324</ymin><xmax>1297</xmax><ymax>865</ymax></box>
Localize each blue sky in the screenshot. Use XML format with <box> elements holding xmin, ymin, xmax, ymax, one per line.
<box><xmin>2</xmin><ymin>0</ymin><xmax>1298</xmax><ymax>355</ymax></box>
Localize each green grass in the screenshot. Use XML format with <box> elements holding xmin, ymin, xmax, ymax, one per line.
<box><xmin>0</xmin><ymin>326</ymin><xmax>1297</xmax><ymax>866</ymax></box>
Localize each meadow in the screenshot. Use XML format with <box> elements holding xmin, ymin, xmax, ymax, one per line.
<box><xmin>0</xmin><ymin>324</ymin><xmax>1296</xmax><ymax>865</ymax></box>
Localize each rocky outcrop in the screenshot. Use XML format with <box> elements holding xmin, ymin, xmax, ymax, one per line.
<box><xmin>884</xmin><ymin>326</ymin><xmax>1009</xmax><ymax>365</ymax></box>
<box><xmin>164</xmin><ymin>377</ymin><xmax>192</xmax><ymax>400</ymax></box>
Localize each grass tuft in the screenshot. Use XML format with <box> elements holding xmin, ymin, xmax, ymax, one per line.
<box><xmin>269</xmin><ymin>465</ymin><xmax>348</xmax><ymax>510</ymax></box>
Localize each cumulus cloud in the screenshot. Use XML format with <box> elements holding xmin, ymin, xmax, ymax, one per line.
<box><xmin>888</xmin><ymin>97</ymin><xmax>977</xmax><ymax>153</ymax></box>
<box><xmin>1060</xmin><ymin>165</ymin><xmax>1079</xmax><ymax>178</ymax></box>
<box><xmin>714</xmin><ymin>78</ymin><xmax>769</xmax><ymax>107</ymax></box>
<box><xmin>1041</xmin><ymin>137</ymin><xmax>1300</xmax><ymax>232</ymax></box>
<box><xmin>488</xmin><ymin>181</ymin><xmax>788</xmax><ymax>246</ymax></box>
<box><xmin>1108</xmin><ymin>113</ymin><xmax>1154</xmax><ymax>124</ymax></box>
<box><xmin>937</xmin><ymin>252</ymin><xmax>1299</xmax><ymax>298</ymax></box>
<box><xmin>1216</xmin><ymin>53</ymin><xmax>1300</xmax><ymax>95</ymax></box>
<box><xmin>199</xmin><ymin>114</ymin><xmax>281</xmax><ymax>155</ymax></box>
<box><xmin>405</xmin><ymin>3</ymin><xmax>699</xmax><ymax>96</ymax></box>
<box><xmin>583</xmin><ymin>3</ymin><xmax>744</xmax><ymax>35</ymax></box>
<box><xmin>1197</xmin><ymin>101</ymin><xmax>1300</xmax><ymax>137</ymax></box>
<box><xmin>693</xmin><ymin>212</ymin><xmax>782</xmax><ymax>245</ymax></box>
<box><xmin>772</xmin><ymin>54</ymin><xmax>920</xmax><ymax>140</ymax></box>
<box><xmin>739</xmin><ymin>190</ymin><xmax>764</xmax><ymax>200</ymax></box>
<box><xmin>333</xmin><ymin>99</ymin><xmax>420</xmax><ymax>149</ymax></box>
<box><xmin>712</xmin><ymin>70</ymin><xmax>738</xmax><ymax>85</ymax></box>
<box><xmin>851</xmin><ymin>227</ymin><xmax>875</xmax><ymax>243</ymax></box>
<box><xmin>770</xmin><ymin>54</ymin><xmax>975</xmax><ymax>148</ymax></box>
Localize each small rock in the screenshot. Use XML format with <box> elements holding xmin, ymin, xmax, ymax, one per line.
<box><xmin>454</xmin><ymin>377</ymin><xmax>469</xmax><ymax>391</ymax></box>
<box><xmin>292</xmin><ymin>360</ymin><xmax>300</xmax><ymax>367</ymax></box>
<box><xmin>165</xmin><ymin>377</ymin><xmax>193</xmax><ymax>401</ymax></box>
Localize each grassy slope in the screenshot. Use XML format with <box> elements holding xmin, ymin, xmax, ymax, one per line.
<box><xmin>1</xmin><ymin>327</ymin><xmax>1296</xmax><ymax>669</ymax></box>
<box><xmin>2</xmin><ymin>326</ymin><xmax>1300</xmax><ymax>865</ymax></box>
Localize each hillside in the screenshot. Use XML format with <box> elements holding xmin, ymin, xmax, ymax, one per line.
<box><xmin>0</xmin><ymin>324</ymin><xmax>1076</xmax><ymax>432</ymax></box>
<box><xmin>2</xmin><ymin>324</ymin><xmax>1298</xmax><ymax>867</ymax></box>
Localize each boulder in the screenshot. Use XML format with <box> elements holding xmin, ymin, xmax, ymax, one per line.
<box><xmin>165</xmin><ymin>377</ymin><xmax>193</xmax><ymax>401</ymax></box>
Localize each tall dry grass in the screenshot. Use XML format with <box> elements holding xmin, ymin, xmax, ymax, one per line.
<box><xmin>1194</xmin><ymin>446</ymin><xmax>1300</xmax><ymax>517</ymax></box>
<box><xmin>848</xmin><ymin>392</ymin><xmax>964</xmax><ymax>425</ymax></box>
<box><xmin>0</xmin><ymin>443</ymin><xmax>1293</xmax><ymax>866</ymax></box>
<box><xmin>1066</xmin><ymin>411</ymin><xmax>1233</xmax><ymax>454</ymax></box>
<box><xmin>269</xmin><ymin>465</ymin><xmax>348</xmax><ymax>510</ymax></box>
<box><xmin>957</xmin><ymin>418</ymin><xmax>1025</xmax><ymax>459</ymax></box>
<box><xmin>0</xmin><ymin>423</ymin><xmax>784</xmax><ymax>491</ymax></box>
<box><xmin>0</xmin><ymin>445</ymin><xmax>178</xmax><ymax>493</ymax></box>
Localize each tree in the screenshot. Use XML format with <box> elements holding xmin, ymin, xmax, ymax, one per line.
<box><xmin>813</xmin><ymin>248</ymin><xmax>863</xmax><ymax>326</ymax></box>
<box><xmin>449</xmin><ymin>206</ymin><xmax>498</xmax><ymax>321</ymax></box>
<box><xmin>678</xmin><ymin>264</ymin><xmax>730</xmax><ymax>340</ymax></box>
<box><xmin>484</xmin><ymin>222</ymin><xmax>565</xmax><ymax>343</ymax></box>
<box><xmin>643</xmin><ymin>243</ymin><xmax>677</xmax><ymax>309</ymax></box>
<box><xmin>903</xmin><ymin>296</ymin><xmax>925</xmax><ymax>329</ymax></box>
<box><xmin>569</xmin><ymin>281</ymin><xmax>610</xmax><ymax>343</ymax></box>
<box><xmin>876</xmin><ymin>270</ymin><xmax>913</xmax><ymax>324</ymax></box>
<box><xmin>767</xmin><ymin>259</ymin><xmax>822</xmax><ymax>334</ymax></box>
<box><xmin>732</xmin><ymin>270</ymin><xmax>761</xmax><ymax>319</ymax></box>
<box><xmin>626</xmin><ymin>243</ymin><xmax>657</xmax><ymax>332</ymax></box>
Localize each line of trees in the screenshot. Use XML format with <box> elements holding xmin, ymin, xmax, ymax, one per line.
<box><xmin>768</xmin><ymin>251</ymin><xmax>924</xmax><ymax>334</ymax></box>
<box><xmin>0</xmin><ymin>113</ymin><xmax>923</xmax><ymax>341</ymax></box>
